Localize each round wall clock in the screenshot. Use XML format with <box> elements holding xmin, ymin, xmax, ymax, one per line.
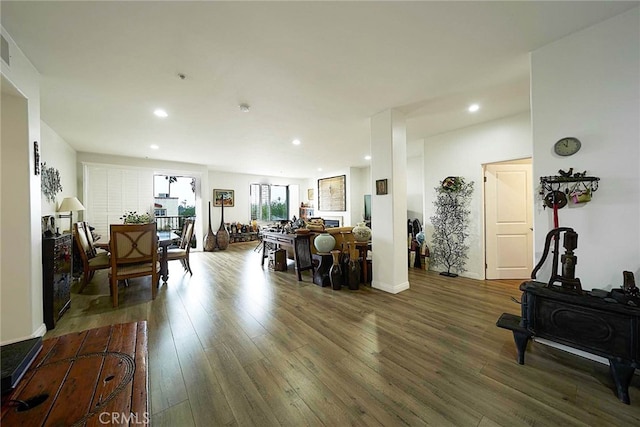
<box><xmin>554</xmin><ymin>137</ymin><xmax>581</xmax><ymax>156</ymax></box>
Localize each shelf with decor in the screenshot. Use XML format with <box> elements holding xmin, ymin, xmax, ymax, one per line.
<box><xmin>538</xmin><ymin>171</ymin><xmax>600</xmax><ymax>207</ymax></box>
<box><xmin>299</xmin><ymin>205</ymin><xmax>314</xmax><ymax>220</ymax></box>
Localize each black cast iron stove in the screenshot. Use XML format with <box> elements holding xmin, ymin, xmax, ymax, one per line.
<box><xmin>497</xmin><ymin>227</ymin><xmax>639</xmax><ymax>404</ymax></box>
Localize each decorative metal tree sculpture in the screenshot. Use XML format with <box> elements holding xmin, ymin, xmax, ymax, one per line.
<box><xmin>429</xmin><ymin>176</ymin><xmax>474</xmax><ymax>277</ymax></box>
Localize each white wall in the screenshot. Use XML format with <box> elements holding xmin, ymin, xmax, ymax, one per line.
<box><xmin>0</xmin><ymin>28</ymin><xmax>45</xmax><ymax>342</ymax></box>
<box><xmin>40</xmin><ymin>121</ymin><xmax>77</xmax><ymax>218</ymax></box>
<box><xmin>531</xmin><ymin>7</ymin><xmax>640</xmax><ymax>290</ymax></box>
<box><xmin>407</xmin><ymin>152</ymin><xmax>424</xmax><ymax>224</ymax></box>
<box><xmin>208</xmin><ymin>169</ymin><xmax>308</xmax><ymax>228</ymax></box>
<box><xmin>423</xmin><ymin>112</ymin><xmax>532</xmax><ymax>279</ymax></box>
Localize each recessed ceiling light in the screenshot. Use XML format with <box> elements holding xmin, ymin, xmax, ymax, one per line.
<box><xmin>154</xmin><ymin>108</ymin><xmax>168</xmax><ymax>118</ymax></box>
<box><xmin>239</xmin><ymin>103</ymin><xmax>250</xmax><ymax>113</ymax></box>
<box><xmin>364</xmin><ymin>155</ymin><xmax>371</xmax><ymax>160</ymax></box>
<box><xmin>317</xmin><ymin>168</ymin><xmax>323</xmax><ymax>172</ymax></box>
<box><xmin>292</xmin><ymin>139</ymin><xmax>301</xmax><ymax>146</ymax></box>
<box><xmin>468</xmin><ymin>104</ymin><xmax>480</xmax><ymax>113</ymax></box>
<box><xmin>150</xmin><ymin>144</ymin><xmax>159</xmax><ymax>150</ymax></box>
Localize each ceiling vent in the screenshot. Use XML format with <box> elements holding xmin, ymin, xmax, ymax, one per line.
<box><xmin>1</xmin><ymin>35</ymin><xmax>9</xmax><ymax>66</ymax></box>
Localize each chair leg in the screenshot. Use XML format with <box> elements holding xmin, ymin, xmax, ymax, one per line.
<box><xmin>151</xmin><ymin>271</ymin><xmax>158</xmax><ymax>300</ymax></box>
<box><xmin>79</xmin><ymin>270</ymin><xmax>90</xmax><ymax>293</ymax></box>
<box><xmin>111</xmin><ymin>275</ymin><xmax>118</xmax><ymax>308</ymax></box>
<box><xmin>185</xmin><ymin>257</ymin><xmax>192</xmax><ymax>275</ymax></box>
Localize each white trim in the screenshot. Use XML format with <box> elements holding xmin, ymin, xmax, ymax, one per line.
<box><xmin>0</xmin><ymin>323</ymin><xmax>47</xmax><ymax>346</ymax></box>
<box><xmin>372</xmin><ymin>280</ymin><xmax>410</xmax><ymax>294</ymax></box>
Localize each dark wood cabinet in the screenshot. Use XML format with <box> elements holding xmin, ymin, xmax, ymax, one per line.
<box><xmin>42</xmin><ymin>233</ymin><xmax>72</xmax><ymax>330</ymax></box>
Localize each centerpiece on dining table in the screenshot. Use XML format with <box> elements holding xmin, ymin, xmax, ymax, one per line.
<box><xmin>120</xmin><ymin>211</ymin><xmax>152</xmax><ymax>224</ymax></box>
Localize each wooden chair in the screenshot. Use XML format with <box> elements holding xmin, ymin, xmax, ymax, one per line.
<box><xmin>84</xmin><ymin>222</ymin><xmax>110</xmax><ymax>252</ymax></box>
<box><xmin>109</xmin><ymin>222</ymin><xmax>160</xmax><ymax>307</ymax></box>
<box><xmin>167</xmin><ymin>219</ymin><xmax>194</xmax><ymax>275</ymax></box>
<box><xmin>73</xmin><ymin>222</ymin><xmax>110</xmax><ymax>293</ymax></box>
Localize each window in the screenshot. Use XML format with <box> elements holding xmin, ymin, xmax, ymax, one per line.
<box><xmin>250</xmin><ymin>184</ymin><xmax>289</xmax><ymax>221</ymax></box>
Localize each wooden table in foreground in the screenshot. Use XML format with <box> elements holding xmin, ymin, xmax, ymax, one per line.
<box><xmin>1</xmin><ymin>322</ymin><xmax>149</xmax><ymax>426</ymax></box>
<box><xmin>261</xmin><ymin>231</ymin><xmax>314</xmax><ymax>281</ymax></box>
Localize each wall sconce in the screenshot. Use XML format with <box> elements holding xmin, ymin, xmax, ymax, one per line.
<box><xmin>57</xmin><ymin>197</ymin><xmax>85</xmax><ymax>233</ymax></box>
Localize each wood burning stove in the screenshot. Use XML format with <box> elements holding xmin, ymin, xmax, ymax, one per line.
<box><xmin>497</xmin><ymin>227</ymin><xmax>639</xmax><ymax>404</ymax></box>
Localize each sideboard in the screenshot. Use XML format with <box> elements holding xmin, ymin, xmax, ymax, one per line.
<box><xmin>261</xmin><ymin>231</ymin><xmax>313</xmax><ymax>281</ymax></box>
<box><xmin>42</xmin><ymin>233</ymin><xmax>72</xmax><ymax>330</ymax></box>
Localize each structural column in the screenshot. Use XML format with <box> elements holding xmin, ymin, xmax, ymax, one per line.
<box><xmin>370</xmin><ymin>109</ymin><xmax>409</xmax><ymax>293</ymax></box>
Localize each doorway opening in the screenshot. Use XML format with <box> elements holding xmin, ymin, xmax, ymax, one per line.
<box><xmin>154</xmin><ymin>174</ymin><xmax>197</xmax><ymax>246</ymax></box>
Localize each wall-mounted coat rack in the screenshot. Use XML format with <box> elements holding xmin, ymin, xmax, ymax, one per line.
<box><xmin>539</xmin><ymin>172</ymin><xmax>600</xmax><ymax>209</ymax></box>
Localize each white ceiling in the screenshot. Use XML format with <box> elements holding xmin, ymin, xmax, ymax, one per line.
<box><xmin>2</xmin><ymin>1</ymin><xmax>637</xmax><ymax>178</ymax></box>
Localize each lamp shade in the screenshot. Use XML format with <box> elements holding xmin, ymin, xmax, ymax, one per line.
<box><xmin>58</xmin><ymin>197</ymin><xmax>85</xmax><ymax>212</ymax></box>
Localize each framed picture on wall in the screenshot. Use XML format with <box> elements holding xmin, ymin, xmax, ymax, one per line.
<box><xmin>376</xmin><ymin>179</ymin><xmax>388</xmax><ymax>195</ymax></box>
<box><xmin>213</xmin><ymin>189</ymin><xmax>234</xmax><ymax>207</ymax></box>
<box><xmin>318</xmin><ymin>175</ymin><xmax>346</xmax><ymax>211</ymax></box>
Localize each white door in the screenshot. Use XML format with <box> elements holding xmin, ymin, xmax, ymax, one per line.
<box><xmin>485</xmin><ymin>161</ymin><xmax>533</xmax><ymax>279</ymax></box>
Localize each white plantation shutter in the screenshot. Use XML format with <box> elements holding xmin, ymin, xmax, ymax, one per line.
<box><xmin>83</xmin><ymin>164</ymin><xmax>154</xmax><ymax>238</ymax></box>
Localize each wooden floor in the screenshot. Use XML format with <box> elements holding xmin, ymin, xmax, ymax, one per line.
<box><xmin>49</xmin><ymin>242</ymin><xmax>640</xmax><ymax>426</ymax></box>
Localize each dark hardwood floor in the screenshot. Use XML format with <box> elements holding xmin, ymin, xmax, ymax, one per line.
<box><xmin>49</xmin><ymin>242</ymin><xmax>640</xmax><ymax>426</ymax></box>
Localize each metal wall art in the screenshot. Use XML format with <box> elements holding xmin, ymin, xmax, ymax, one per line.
<box><xmin>34</xmin><ymin>141</ymin><xmax>40</xmax><ymax>175</ymax></box>
<box><xmin>41</xmin><ymin>162</ymin><xmax>63</xmax><ymax>203</ymax></box>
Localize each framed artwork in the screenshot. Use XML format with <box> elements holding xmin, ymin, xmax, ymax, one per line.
<box><xmin>318</xmin><ymin>175</ymin><xmax>346</xmax><ymax>211</ymax></box>
<box><xmin>376</xmin><ymin>179</ymin><xmax>388</xmax><ymax>195</ymax></box>
<box><xmin>213</xmin><ymin>189</ymin><xmax>234</xmax><ymax>207</ymax></box>
<box><xmin>307</xmin><ymin>188</ymin><xmax>314</xmax><ymax>201</ymax></box>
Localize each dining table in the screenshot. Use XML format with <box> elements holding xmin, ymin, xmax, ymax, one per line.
<box><xmin>157</xmin><ymin>230</ymin><xmax>180</xmax><ymax>283</ymax></box>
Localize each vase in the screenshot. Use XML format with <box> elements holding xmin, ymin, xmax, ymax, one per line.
<box><xmin>314</xmin><ymin>232</ymin><xmax>335</xmax><ymax>253</ymax></box>
<box><xmin>348</xmin><ymin>258</ymin><xmax>361</xmax><ymax>290</ymax></box>
<box><xmin>352</xmin><ymin>222</ymin><xmax>372</xmax><ymax>242</ymax></box>
<box><xmin>329</xmin><ymin>250</ymin><xmax>342</xmax><ymax>290</ymax></box>
<box><xmin>216</xmin><ymin>202</ymin><xmax>230</xmax><ymax>250</ymax></box>
<box><xmin>203</xmin><ymin>202</ymin><xmax>216</xmax><ymax>251</ymax></box>
<box><xmin>341</xmin><ymin>250</ymin><xmax>350</xmax><ymax>286</ymax></box>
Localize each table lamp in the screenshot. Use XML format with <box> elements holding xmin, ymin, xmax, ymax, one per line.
<box><xmin>58</xmin><ymin>197</ymin><xmax>85</xmax><ymax>234</ymax></box>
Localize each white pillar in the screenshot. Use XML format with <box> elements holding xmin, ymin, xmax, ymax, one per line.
<box><xmin>370</xmin><ymin>109</ymin><xmax>409</xmax><ymax>293</ymax></box>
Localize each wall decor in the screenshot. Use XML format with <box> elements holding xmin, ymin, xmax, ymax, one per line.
<box><xmin>34</xmin><ymin>141</ymin><xmax>40</xmax><ymax>175</ymax></box>
<box><xmin>318</xmin><ymin>175</ymin><xmax>346</xmax><ymax>211</ymax></box>
<box><xmin>375</xmin><ymin>179</ymin><xmax>388</xmax><ymax>195</ymax></box>
<box><xmin>213</xmin><ymin>189</ymin><xmax>234</xmax><ymax>207</ymax></box>
<box><xmin>307</xmin><ymin>188</ymin><xmax>314</xmax><ymax>201</ymax></box>
<box><xmin>41</xmin><ymin>162</ymin><xmax>63</xmax><ymax>203</ymax></box>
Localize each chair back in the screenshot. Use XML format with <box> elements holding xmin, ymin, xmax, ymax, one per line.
<box><xmin>180</xmin><ymin>219</ymin><xmax>195</xmax><ymax>250</ymax></box>
<box><xmin>74</xmin><ymin>222</ymin><xmax>94</xmax><ymax>259</ymax></box>
<box><xmin>110</xmin><ymin>222</ymin><xmax>158</xmax><ymax>266</ymax></box>
<box><xmin>83</xmin><ymin>221</ymin><xmax>97</xmax><ymax>250</ymax></box>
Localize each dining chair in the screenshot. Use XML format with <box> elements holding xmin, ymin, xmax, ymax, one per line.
<box><xmin>109</xmin><ymin>222</ymin><xmax>160</xmax><ymax>307</ymax></box>
<box><xmin>167</xmin><ymin>218</ymin><xmax>195</xmax><ymax>275</ymax></box>
<box><xmin>84</xmin><ymin>221</ymin><xmax>110</xmax><ymax>252</ymax></box>
<box><xmin>74</xmin><ymin>222</ymin><xmax>111</xmax><ymax>293</ymax></box>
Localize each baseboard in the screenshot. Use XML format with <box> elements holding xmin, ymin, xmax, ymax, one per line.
<box><xmin>0</xmin><ymin>323</ymin><xmax>47</xmax><ymax>347</ymax></box>
<box><xmin>372</xmin><ymin>280</ymin><xmax>410</xmax><ymax>294</ymax></box>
